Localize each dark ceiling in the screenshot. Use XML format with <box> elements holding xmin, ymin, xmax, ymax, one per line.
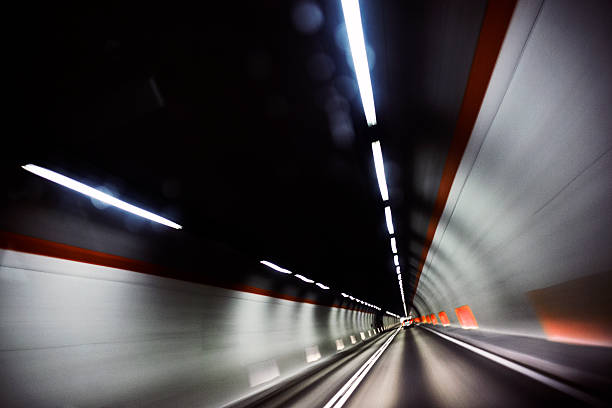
<box><xmin>11</xmin><ymin>0</ymin><xmax>489</xmax><ymax>314</ymax></box>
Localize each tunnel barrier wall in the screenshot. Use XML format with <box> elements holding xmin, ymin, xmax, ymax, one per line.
<box><xmin>411</xmin><ymin>0</ymin><xmax>612</xmax><ymax>346</ymax></box>
<box><xmin>0</xmin><ymin>248</ymin><xmax>396</xmax><ymax>407</ymax></box>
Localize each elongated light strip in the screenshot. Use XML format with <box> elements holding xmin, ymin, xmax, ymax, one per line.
<box><xmin>295</xmin><ymin>274</ymin><xmax>315</xmax><ymax>283</ymax></box>
<box><xmin>340</xmin><ymin>0</ymin><xmax>376</xmax><ymax>126</ymax></box>
<box><xmin>260</xmin><ymin>260</ymin><xmax>292</xmax><ymax>274</ymax></box>
<box><xmin>384</xmin><ymin>206</ymin><xmax>394</xmax><ymax>235</ymax></box>
<box><xmin>393</xmin><ymin>255</ymin><xmax>399</xmax><ymax>266</ymax></box>
<box><xmin>371</xmin><ymin>141</ymin><xmax>389</xmax><ymax>201</ymax></box>
<box><xmin>261</xmin><ymin>261</ymin><xmax>382</xmax><ymax>309</ymax></box>
<box><xmin>390</xmin><ymin>237</ymin><xmax>397</xmax><ymax>254</ymax></box>
<box><xmin>343</xmin><ymin>294</ymin><xmax>381</xmax><ymax>310</ymax></box>
<box><xmin>22</xmin><ymin>164</ymin><xmax>182</xmax><ymax>229</ymax></box>
<box><xmin>396</xmin><ymin>266</ymin><xmax>401</xmax><ymax>274</ymax></box>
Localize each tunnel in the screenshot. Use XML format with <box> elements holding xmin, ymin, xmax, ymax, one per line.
<box><xmin>2</xmin><ymin>0</ymin><xmax>612</xmax><ymax>406</ymax></box>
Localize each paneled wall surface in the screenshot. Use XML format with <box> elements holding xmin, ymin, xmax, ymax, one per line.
<box><xmin>412</xmin><ymin>0</ymin><xmax>612</xmax><ymax>346</ymax></box>
<box><xmin>0</xmin><ymin>249</ymin><xmax>395</xmax><ymax>407</ymax></box>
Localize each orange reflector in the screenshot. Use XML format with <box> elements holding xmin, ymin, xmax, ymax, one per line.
<box><xmin>527</xmin><ymin>272</ymin><xmax>612</xmax><ymax>347</ymax></box>
<box><xmin>455</xmin><ymin>305</ymin><xmax>478</xmax><ymax>329</ymax></box>
<box><xmin>430</xmin><ymin>314</ymin><xmax>438</xmax><ymax>325</ymax></box>
<box><xmin>421</xmin><ymin>316</ymin><xmax>427</xmax><ymax>323</ymax></box>
<box><xmin>438</xmin><ymin>311</ymin><xmax>450</xmax><ymax>326</ymax></box>
<box><xmin>425</xmin><ymin>315</ymin><xmax>431</xmax><ymax>323</ymax></box>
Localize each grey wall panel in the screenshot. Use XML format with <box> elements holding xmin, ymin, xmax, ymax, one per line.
<box><xmin>413</xmin><ymin>0</ymin><xmax>612</xmax><ymax>341</ymax></box>
<box><xmin>0</xmin><ymin>249</ymin><xmax>392</xmax><ymax>407</ymax></box>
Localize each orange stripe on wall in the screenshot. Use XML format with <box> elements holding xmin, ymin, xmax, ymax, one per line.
<box><xmin>410</xmin><ymin>0</ymin><xmax>518</xmax><ymax>305</ymax></box>
<box><xmin>0</xmin><ymin>231</ymin><xmax>372</xmax><ymax>314</ymax></box>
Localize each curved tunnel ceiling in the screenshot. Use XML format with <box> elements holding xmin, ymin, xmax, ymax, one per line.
<box><xmin>7</xmin><ymin>0</ymin><xmax>511</xmax><ymax>314</ymax></box>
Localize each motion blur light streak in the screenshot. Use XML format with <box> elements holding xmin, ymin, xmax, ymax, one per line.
<box><xmin>390</xmin><ymin>237</ymin><xmax>397</xmax><ymax>254</ymax></box>
<box><xmin>21</xmin><ymin>164</ymin><xmax>182</xmax><ymax>229</ymax></box>
<box><xmin>259</xmin><ymin>260</ymin><xmax>292</xmax><ymax>274</ymax></box>
<box><xmin>294</xmin><ymin>274</ymin><xmax>314</xmax><ymax>283</ymax></box>
<box><xmin>371</xmin><ymin>141</ymin><xmax>389</xmax><ymax>201</ymax></box>
<box><xmin>6</xmin><ymin>0</ymin><xmax>612</xmax><ymax>406</ymax></box>
<box><xmin>384</xmin><ymin>206</ymin><xmax>394</xmax><ymax>235</ymax></box>
<box><xmin>340</xmin><ymin>0</ymin><xmax>376</xmax><ymax>126</ymax></box>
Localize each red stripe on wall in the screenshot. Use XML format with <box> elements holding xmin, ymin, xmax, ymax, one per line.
<box><xmin>0</xmin><ymin>230</ymin><xmax>372</xmax><ymax>314</ymax></box>
<box><xmin>410</xmin><ymin>0</ymin><xmax>518</xmax><ymax>305</ymax></box>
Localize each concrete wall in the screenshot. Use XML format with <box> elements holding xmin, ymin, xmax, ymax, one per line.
<box><xmin>412</xmin><ymin>0</ymin><xmax>612</xmax><ymax>346</ymax></box>
<box><xmin>0</xmin><ymin>248</ymin><xmax>396</xmax><ymax>407</ymax></box>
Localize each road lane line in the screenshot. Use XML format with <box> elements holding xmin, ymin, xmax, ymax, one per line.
<box><xmin>421</xmin><ymin>326</ymin><xmax>601</xmax><ymax>406</ymax></box>
<box><xmin>323</xmin><ymin>328</ymin><xmax>400</xmax><ymax>408</ymax></box>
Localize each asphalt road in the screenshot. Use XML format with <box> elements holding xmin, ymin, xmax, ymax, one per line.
<box><xmin>342</xmin><ymin>327</ymin><xmax>588</xmax><ymax>407</ymax></box>
<box><xmin>262</xmin><ymin>327</ymin><xmax>591</xmax><ymax>408</ymax></box>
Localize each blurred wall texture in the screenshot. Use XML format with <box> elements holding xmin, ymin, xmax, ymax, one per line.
<box><xmin>0</xmin><ymin>246</ymin><xmax>395</xmax><ymax>407</ymax></box>
<box><xmin>412</xmin><ymin>0</ymin><xmax>612</xmax><ymax>347</ymax></box>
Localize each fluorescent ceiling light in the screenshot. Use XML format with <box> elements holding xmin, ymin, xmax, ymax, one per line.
<box><xmin>340</xmin><ymin>0</ymin><xmax>377</xmax><ymax>126</ymax></box>
<box><xmin>260</xmin><ymin>260</ymin><xmax>292</xmax><ymax>274</ymax></box>
<box><xmin>384</xmin><ymin>206</ymin><xmax>394</xmax><ymax>235</ymax></box>
<box><xmin>349</xmin><ymin>296</ymin><xmax>355</xmax><ymax>300</ymax></box>
<box><xmin>341</xmin><ymin>293</ymin><xmax>349</xmax><ymax>297</ymax></box>
<box><xmin>22</xmin><ymin>164</ymin><xmax>182</xmax><ymax>229</ymax></box>
<box><xmin>390</xmin><ymin>237</ymin><xmax>397</xmax><ymax>254</ymax></box>
<box><xmin>396</xmin><ymin>266</ymin><xmax>401</xmax><ymax>274</ymax></box>
<box><xmin>393</xmin><ymin>255</ymin><xmax>399</xmax><ymax>267</ymax></box>
<box><xmin>316</xmin><ymin>282</ymin><xmax>330</xmax><ymax>290</ymax></box>
<box><xmin>295</xmin><ymin>274</ymin><xmax>314</xmax><ymax>283</ymax></box>
<box><xmin>371</xmin><ymin>141</ymin><xmax>389</xmax><ymax>201</ymax></box>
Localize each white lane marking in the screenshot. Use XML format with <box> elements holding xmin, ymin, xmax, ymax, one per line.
<box><xmin>421</xmin><ymin>327</ymin><xmax>601</xmax><ymax>406</ymax></box>
<box><xmin>323</xmin><ymin>328</ymin><xmax>400</xmax><ymax>408</ymax></box>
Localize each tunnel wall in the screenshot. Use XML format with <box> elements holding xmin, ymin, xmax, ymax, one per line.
<box><xmin>411</xmin><ymin>0</ymin><xmax>612</xmax><ymax>347</ymax></box>
<box><xmin>0</xmin><ymin>247</ymin><xmax>396</xmax><ymax>407</ymax></box>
